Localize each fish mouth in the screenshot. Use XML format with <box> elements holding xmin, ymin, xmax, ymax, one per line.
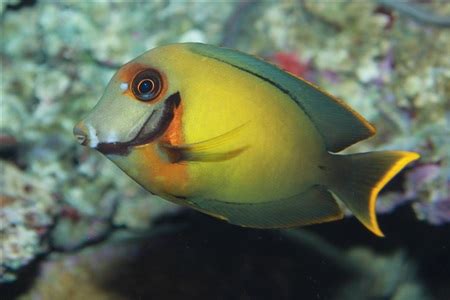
<box><xmin>96</xmin><ymin>92</ymin><xmax>181</xmax><ymax>156</ymax></box>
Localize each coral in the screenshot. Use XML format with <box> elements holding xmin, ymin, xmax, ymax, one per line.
<box><xmin>15</xmin><ymin>212</ymin><xmax>437</xmax><ymax>300</ymax></box>
<box><xmin>0</xmin><ymin>162</ymin><xmax>58</xmax><ymax>282</ymax></box>
<box><xmin>286</xmin><ymin>227</ymin><xmax>435</xmax><ymax>299</ymax></box>
<box><xmin>17</xmin><ymin>245</ymin><xmax>128</xmax><ymax>300</ymax></box>
<box><xmin>335</xmin><ymin>248</ymin><xmax>430</xmax><ymax>300</ymax></box>
<box><xmin>0</xmin><ymin>1</ymin><xmax>230</xmax><ymax>282</ymax></box>
<box><xmin>0</xmin><ymin>0</ymin><xmax>19</xmax><ymax>15</ymax></box>
<box><xmin>0</xmin><ymin>0</ymin><xmax>448</xmax><ymax>287</ymax></box>
<box><xmin>268</xmin><ymin>52</ymin><xmax>310</xmax><ymax>78</ymax></box>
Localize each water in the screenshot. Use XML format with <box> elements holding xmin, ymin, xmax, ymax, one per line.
<box><xmin>1</xmin><ymin>1</ymin><xmax>449</xmax><ymax>299</ymax></box>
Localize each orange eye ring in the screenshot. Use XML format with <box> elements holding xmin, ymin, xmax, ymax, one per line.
<box><xmin>131</xmin><ymin>69</ymin><xmax>162</xmax><ymax>101</ymax></box>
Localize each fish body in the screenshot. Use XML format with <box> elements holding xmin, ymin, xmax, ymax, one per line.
<box><xmin>74</xmin><ymin>43</ymin><xmax>419</xmax><ymax>236</ymax></box>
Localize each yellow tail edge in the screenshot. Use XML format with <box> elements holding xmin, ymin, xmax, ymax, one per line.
<box><xmin>329</xmin><ymin>151</ymin><xmax>420</xmax><ymax>237</ymax></box>
<box><xmin>366</xmin><ymin>151</ymin><xmax>420</xmax><ymax>237</ymax></box>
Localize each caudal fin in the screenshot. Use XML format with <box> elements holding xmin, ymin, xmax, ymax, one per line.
<box><xmin>328</xmin><ymin>151</ymin><xmax>420</xmax><ymax>237</ymax></box>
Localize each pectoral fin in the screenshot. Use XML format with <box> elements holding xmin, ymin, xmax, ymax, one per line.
<box><xmin>160</xmin><ymin>123</ymin><xmax>249</xmax><ymax>163</ymax></box>
<box><xmin>187</xmin><ymin>185</ymin><xmax>344</xmax><ymax>228</ymax></box>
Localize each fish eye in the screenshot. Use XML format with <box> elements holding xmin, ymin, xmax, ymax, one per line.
<box><xmin>131</xmin><ymin>69</ymin><xmax>162</xmax><ymax>101</ymax></box>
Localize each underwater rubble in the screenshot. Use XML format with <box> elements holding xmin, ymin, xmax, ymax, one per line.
<box><xmin>1</xmin><ymin>0</ymin><xmax>449</xmax><ymax>298</ymax></box>
<box><xmin>0</xmin><ymin>162</ymin><xmax>57</xmax><ymax>283</ymax></box>
<box><xmin>8</xmin><ymin>210</ymin><xmax>438</xmax><ymax>300</ymax></box>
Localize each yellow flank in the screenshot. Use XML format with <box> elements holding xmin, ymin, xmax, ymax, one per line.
<box><xmin>142</xmin><ymin>46</ymin><xmax>327</xmax><ymax>203</ymax></box>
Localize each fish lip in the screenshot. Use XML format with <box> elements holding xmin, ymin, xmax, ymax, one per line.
<box><xmin>96</xmin><ymin>92</ymin><xmax>181</xmax><ymax>156</ymax></box>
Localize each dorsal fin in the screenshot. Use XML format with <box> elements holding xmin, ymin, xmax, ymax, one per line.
<box><xmin>187</xmin><ymin>43</ymin><xmax>375</xmax><ymax>152</ymax></box>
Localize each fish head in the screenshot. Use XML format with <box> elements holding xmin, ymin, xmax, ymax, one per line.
<box><xmin>73</xmin><ymin>46</ymin><xmax>184</xmax><ymax>159</ymax></box>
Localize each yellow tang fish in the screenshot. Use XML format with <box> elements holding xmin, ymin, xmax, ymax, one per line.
<box><xmin>74</xmin><ymin>43</ymin><xmax>420</xmax><ymax>236</ymax></box>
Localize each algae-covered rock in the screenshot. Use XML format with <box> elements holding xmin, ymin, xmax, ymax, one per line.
<box><xmin>1</xmin><ymin>0</ymin><xmax>229</xmax><ymax>283</ymax></box>
<box><xmin>0</xmin><ymin>162</ymin><xmax>58</xmax><ymax>282</ymax></box>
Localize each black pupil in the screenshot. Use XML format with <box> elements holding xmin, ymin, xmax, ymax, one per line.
<box><xmin>132</xmin><ymin>69</ymin><xmax>161</xmax><ymax>102</ymax></box>
<box><xmin>139</xmin><ymin>79</ymin><xmax>153</xmax><ymax>94</ymax></box>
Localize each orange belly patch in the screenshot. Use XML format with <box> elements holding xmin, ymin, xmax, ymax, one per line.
<box><xmin>131</xmin><ymin>101</ymin><xmax>189</xmax><ymax>198</ymax></box>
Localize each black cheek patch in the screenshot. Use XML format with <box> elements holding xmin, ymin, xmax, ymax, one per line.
<box><xmin>96</xmin><ymin>92</ymin><xmax>181</xmax><ymax>156</ymax></box>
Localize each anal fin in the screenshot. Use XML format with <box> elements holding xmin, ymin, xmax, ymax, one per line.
<box><xmin>188</xmin><ymin>185</ymin><xmax>344</xmax><ymax>229</ymax></box>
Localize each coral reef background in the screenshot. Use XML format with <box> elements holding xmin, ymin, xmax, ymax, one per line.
<box><xmin>1</xmin><ymin>1</ymin><xmax>449</xmax><ymax>299</ymax></box>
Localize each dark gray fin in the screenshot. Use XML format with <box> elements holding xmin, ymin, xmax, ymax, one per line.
<box><xmin>328</xmin><ymin>151</ymin><xmax>420</xmax><ymax>237</ymax></box>
<box><xmin>160</xmin><ymin>123</ymin><xmax>249</xmax><ymax>163</ymax></box>
<box><xmin>187</xmin><ymin>185</ymin><xmax>343</xmax><ymax>228</ymax></box>
<box><xmin>187</xmin><ymin>43</ymin><xmax>375</xmax><ymax>152</ymax></box>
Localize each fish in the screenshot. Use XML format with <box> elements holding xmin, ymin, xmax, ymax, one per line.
<box><xmin>73</xmin><ymin>43</ymin><xmax>420</xmax><ymax>236</ymax></box>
